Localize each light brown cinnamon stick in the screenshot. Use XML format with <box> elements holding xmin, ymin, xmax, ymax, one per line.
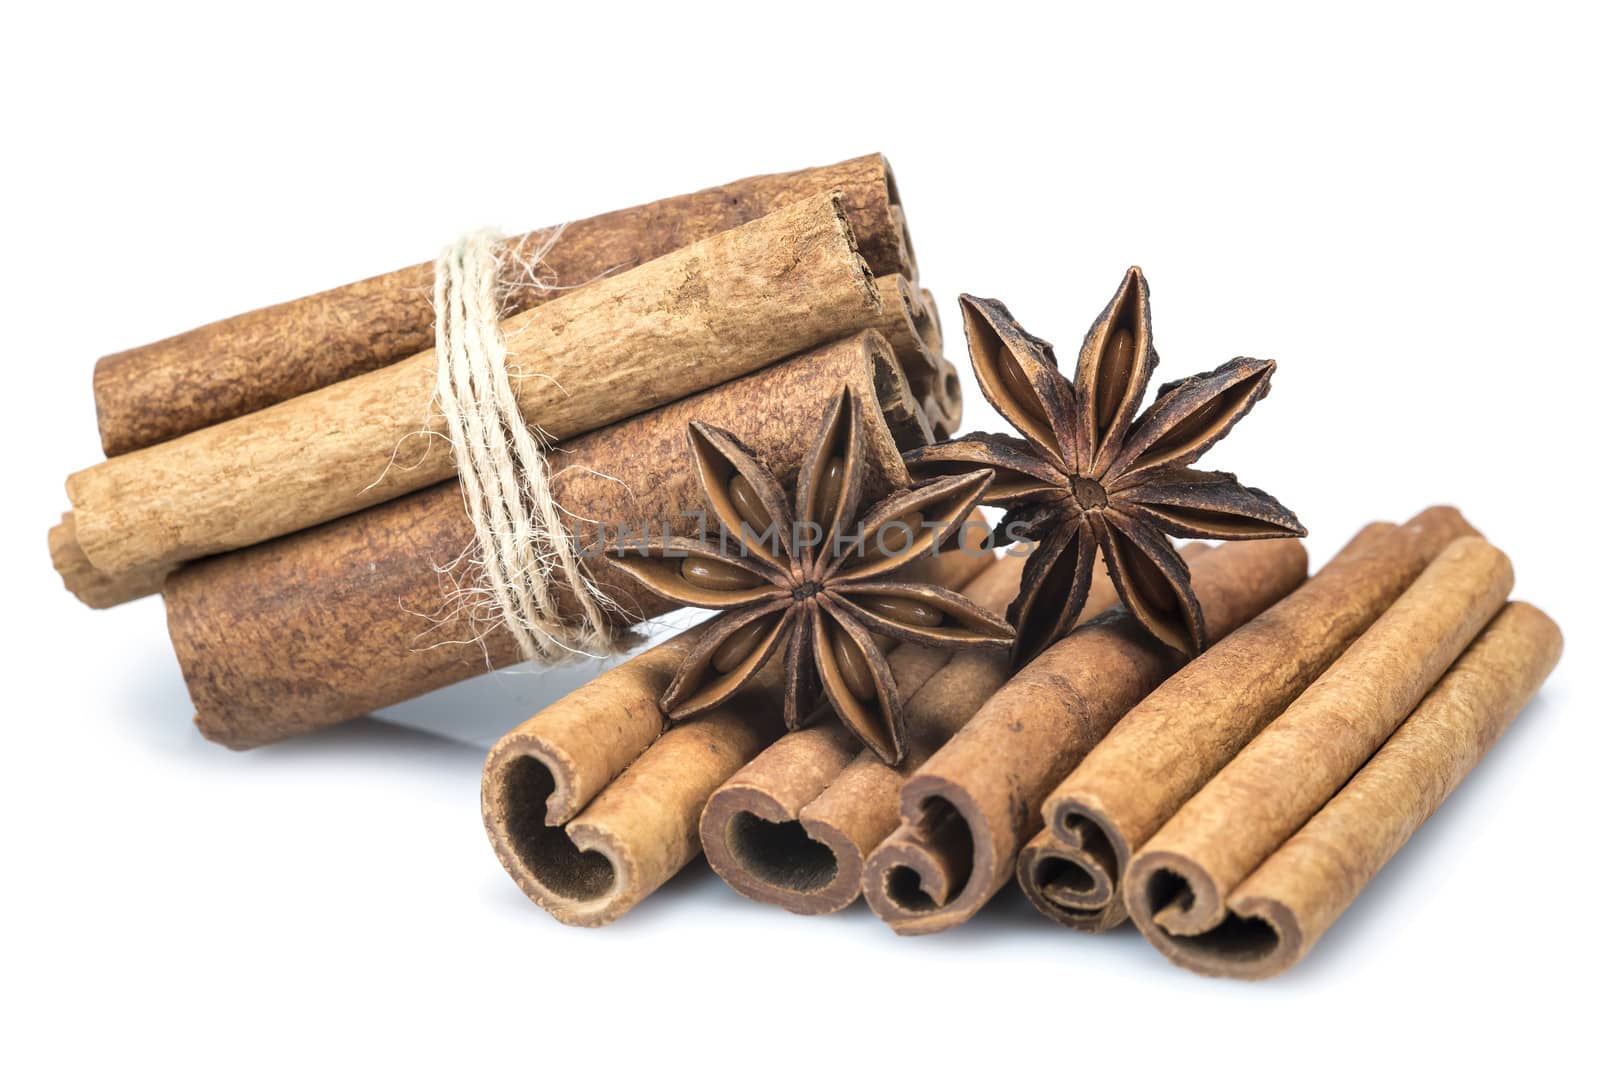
<box><xmin>70</xmin><ymin>193</ymin><xmax>882</xmax><ymax>578</ymax></box>
<box><xmin>872</xmin><ymin>275</ymin><xmax>943</xmax><ymax>399</ymax></box>
<box><xmin>50</xmin><ymin>268</ymin><xmax>941</xmax><ymax>611</ymax></box>
<box><xmin>1125</xmin><ymin>536</ymin><xmax>1515</xmax><ymax>976</ymax></box>
<box><xmin>482</xmin><ymin>663</ymin><xmax>786</xmax><ymax>927</ymax></box>
<box><xmin>92</xmin><ymin>154</ymin><xmax>914</xmax><ymax>457</ymax></box>
<box><xmin>478</xmin><ymin>534</ymin><xmax>988</xmax><ymax>927</ymax></box>
<box><xmin>166</xmin><ymin>331</ymin><xmax>928</xmax><ymax>750</ymax></box>
<box><xmin>860</xmin><ymin>539</ymin><xmax>1308</xmax><ymax>935</ymax></box>
<box><xmin>1017</xmin><ymin>506</ymin><xmax>1477</xmax><ymax>931</ymax></box>
<box><xmin>698</xmin><ymin>549</ymin><xmax>1027</xmax><ymax>913</ymax></box>
<box><xmin>1166</xmin><ymin>602</ymin><xmax>1558</xmax><ymax>978</ymax></box>
<box><xmin>698</xmin><ymin>548</ymin><xmax>1188</xmax><ymax>915</ymax></box>
<box><xmin>47</xmin><ymin>512</ymin><xmax>170</xmax><ymax>610</ymax></box>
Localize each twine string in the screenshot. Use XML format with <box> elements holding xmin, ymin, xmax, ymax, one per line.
<box><xmin>432</xmin><ymin>229</ymin><xmax>623</xmax><ymax>662</ymax></box>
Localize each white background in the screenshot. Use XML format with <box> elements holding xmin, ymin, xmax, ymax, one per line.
<box><xmin>4</xmin><ymin>3</ymin><xmax>1594</xmax><ymax>1064</ymax></box>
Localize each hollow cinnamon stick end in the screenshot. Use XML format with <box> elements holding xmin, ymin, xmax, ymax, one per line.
<box><xmin>480</xmin><ymin>739</ymin><xmax>629</xmax><ymax>927</ymax></box>
<box><xmin>1016</xmin><ymin>802</ymin><xmax>1131</xmax><ymax>932</ymax></box>
<box><xmin>861</xmin><ymin>775</ymin><xmax>987</xmax><ymax>936</ymax></box>
<box><xmin>699</xmin><ymin>725</ymin><xmax>863</xmax><ymax>914</ymax></box>
<box><xmin>700</xmin><ymin>785</ymin><xmax>862</xmax><ymax>916</ymax></box>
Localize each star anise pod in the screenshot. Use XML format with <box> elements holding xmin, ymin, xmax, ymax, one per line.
<box><xmin>607</xmin><ymin>385</ymin><xmax>1014</xmax><ymax>765</ymax></box>
<box><xmin>906</xmin><ymin>267</ymin><xmax>1305</xmax><ymax>667</ymax></box>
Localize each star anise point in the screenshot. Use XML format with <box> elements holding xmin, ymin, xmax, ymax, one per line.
<box><xmin>908</xmin><ymin>269</ymin><xmax>1305</xmax><ymax>665</ymax></box>
<box><xmin>609</xmin><ymin>385</ymin><xmax>1015</xmax><ymax>765</ymax></box>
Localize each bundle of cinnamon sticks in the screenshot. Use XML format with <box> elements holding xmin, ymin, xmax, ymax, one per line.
<box><xmin>53</xmin><ymin>156</ymin><xmax>1561</xmax><ymax>980</ymax></box>
<box><xmin>50</xmin><ymin>155</ymin><xmax>961</xmax><ymax>747</ymax></box>
<box><xmin>482</xmin><ymin>505</ymin><xmax>1560</xmax><ymax>979</ymax></box>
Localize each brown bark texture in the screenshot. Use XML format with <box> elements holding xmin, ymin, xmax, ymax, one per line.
<box><xmin>1193</xmin><ymin>602</ymin><xmax>1559</xmax><ymax>977</ymax></box>
<box><xmin>92</xmin><ymin>154</ymin><xmax>914</xmax><ymax>457</ymax></box>
<box><xmin>1125</xmin><ymin>535</ymin><xmax>1519</xmax><ymax>977</ymax></box>
<box><xmin>47</xmin><ymin>512</ymin><xmax>170</xmax><ymax>610</ymax></box>
<box><xmin>52</xmin><ymin>270</ymin><xmax>941</xmax><ymax>612</ymax></box>
<box><xmin>695</xmin><ymin>547</ymin><xmax>1199</xmax><ymax>915</ymax></box>
<box><xmin>859</xmin><ymin>538</ymin><xmax>1309</xmax><ymax>935</ymax></box>
<box><xmin>482</xmin><ymin>663</ymin><xmax>786</xmax><ymax>927</ymax></box>
<box><xmin>1017</xmin><ymin>506</ymin><xmax>1477</xmax><ymax>931</ymax></box>
<box><xmin>166</xmin><ymin>331</ymin><xmax>929</xmax><ymax>750</ymax></box>
<box><xmin>698</xmin><ymin>549</ymin><xmax>1031</xmax><ymax>913</ymax></box>
<box><xmin>478</xmin><ymin>533</ymin><xmax>987</xmax><ymax>926</ymax></box>
<box><xmin>70</xmin><ymin>194</ymin><xmax>885</xmax><ymax>578</ymax></box>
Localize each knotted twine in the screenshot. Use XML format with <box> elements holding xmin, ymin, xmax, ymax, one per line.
<box><xmin>431</xmin><ymin>229</ymin><xmax>624</xmax><ymax>663</ymax></box>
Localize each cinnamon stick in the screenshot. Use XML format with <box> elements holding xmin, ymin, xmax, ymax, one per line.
<box><xmin>483</xmin><ymin>664</ymin><xmax>786</xmax><ymax>927</ymax></box>
<box><xmin>51</xmin><ymin>267</ymin><xmax>942</xmax><ymax>611</ymax></box>
<box><xmin>698</xmin><ymin>549</ymin><xmax>1025</xmax><ymax>913</ymax></box>
<box><xmin>860</xmin><ymin>539</ymin><xmax>1308</xmax><ymax>935</ymax></box>
<box><xmin>166</xmin><ymin>331</ymin><xmax>928</xmax><ymax>750</ymax></box>
<box><xmin>70</xmin><ymin>193</ymin><xmax>882</xmax><ymax>577</ymax></box>
<box><xmin>1155</xmin><ymin>602</ymin><xmax>1558</xmax><ymax>978</ymax></box>
<box><xmin>47</xmin><ymin>512</ymin><xmax>170</xmax><ymax>610</ymax></box>
<box><xmin>1017</xmin><ymin>506</ymin><xmax>1477</xmax><ymax>931</ymax></box>
<box><xmin>92</xmin><ymin>154</ymin><xmax>914</xmax><ymax>457</ymax></box>
<box><xmin>1125</xmin><ymin>536</ymin><xmax>1515</xmax><ymax>976</ymax></box>
<box><xmin>698</xmin><ymin>548</ymin><xmax>1187</xmax><ymax>915</ymax></box>
<box><xmin>479</xmin><ymin>538</ymin><xmax>987</xmax><ymax>926</ymax></box>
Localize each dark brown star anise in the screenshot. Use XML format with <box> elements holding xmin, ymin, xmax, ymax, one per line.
<box><xmin>607</xmin><ymin>385</ymin><xmax>1014</xmax><ymax>765</ymax></box>
<box><xmin>906</xmin><ymin>267</ymin><xmax>1305</xmax><ymax>667</ymax></box>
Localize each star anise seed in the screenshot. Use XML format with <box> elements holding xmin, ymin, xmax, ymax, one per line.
<box><xmin>607</xmin><ymin>385</ymin><xmax>1015</xmax><ymax>765</ymax></box>
<box><xmin>905</xmin><ymin>267</ymin><xmax>1305</xmax><ymax>667</ymax></box>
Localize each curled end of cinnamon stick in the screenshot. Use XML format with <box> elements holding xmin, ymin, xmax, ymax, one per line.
<box><xmin>482</xmin><ymin>743</ymin><xmax>625</xmax><ymax>926</ymax></box>
<box><xmin>1017</xmin><ymin>798</ymin><xmax>1133</xmax><ymax>932</ymax></box>
<box><xmin>48</xmin><ymin>511</ymin><xmax>168</xmax><ymax>609</ymax></box>
<box><xmin>1123</xmin><ymin>848</ymin><xmax>1302</xmax><ymax>978</ymax></box>
<box><xmin>861</xmin><ymin>777</ymin><xmax>988</xmax><ymax>935</ymax></box>
<box><xmin>697</xmin><ymin>724</ymin><xmax>865</xmax><ymax>915</ymax></box>
<box><xmin>701</xmin><ymin>787</ymin><xmax>866</xmax><ymax>917</ymax></box>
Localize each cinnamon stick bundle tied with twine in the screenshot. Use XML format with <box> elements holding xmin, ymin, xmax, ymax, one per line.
<box><xmin>169</xmin><ymin>331</ymin><xmax>931</xmax><ymax>750</ymax></box>
<box><xmin>90</xmin><ymin>155</ymin><xmax>918</xmax><ymax>457</ymax></box>
<box><xmin>68</xmin><ymin>193</ymin><xmax>890</xmax><ymax>581</ymax></box>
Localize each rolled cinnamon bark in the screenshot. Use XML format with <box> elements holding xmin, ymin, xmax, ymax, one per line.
<box><xmin>479</xmin><ymin>530</ymin><xmax>988</xmax><ymax>927</ymax></box>
<box><xmin>92</xmin><ymin>154</ymin><xmax>914</xmax><ymax>457</ymax></box>
<box><xmin>699</xmin><ymin>549</ymin><xmax>1027</xmax><ymax>913</ymax></box>
<box><xmin>872</xmin><ymin>275</ymin><xmax>943</xmax><ymax>396</ymax></box>
<box><xmin>698</xmin><ymin>547</ymin><xmax>1181</xmax><ymax>915</ymax></box>
<box><xmin>54</xmin><ymin>268</ymin><xmax>941</xmax><ymax>610</ymax></box>
<box><xmin>483</xmin><ymin>665</ymin><xmax>786</xmax><ymax>927</ymax></box>
<box><xmin>1148</xmin><ymin>602</ymin><xmax>1558</xmax><ymax>978</ymax></box>
<box><xmin>1125</xmin><ymin>536</ymin><xmax>1515</xmax><ymax>976</ymax></box>
<box><xmin>861</xmin><ymin>538</ymin><xmax>1308</xmax><ymax>935</ymax></box>
<box><xmin>47</xmin><ymin>512</ymin><xmax>170</xmax><ymax>610</ymax></box>
<box><xmin>70</xmin><ymin>193</ymin><xmax>882</xmax><ymax>577</ymax></box>
<box><xmin>926</xmin><ymin>353</ymin><xmax>963</xmax><ymax>441</ymax></box>
<box><xmin>167</xmin><ymin>331</ymin><xmax>928</xmax><ymax>750</ymax></box>
<box><xmin>1018</xmin><ymin>506</ymin><xmax>1477</xmax><ymax>931</ymax></box>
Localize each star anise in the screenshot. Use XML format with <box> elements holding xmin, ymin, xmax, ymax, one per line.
<box><xmin>906</xmin><ymin>267</ymin><xmax>1305</xmax><ymax>667</ymax></box>
<box><xmin>607</xmin><ymin>385</ymin><xmax>1014</xmax><ymax>765</ymax></box>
